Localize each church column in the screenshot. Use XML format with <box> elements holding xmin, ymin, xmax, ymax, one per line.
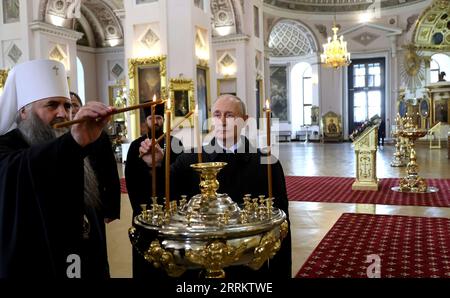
<box><xmin>0</xmin><ymin>0</ymin><xmax>37</xmax><ymax>69</ymax></box>
<box><xmin>124</xmin><ymin>0</ymin><xmax>211</xmax><ymax>141</ymax></box>
<box><xmin>212</xmin><ymin>0</ymin><xmax>264</xmax><ymax>122</ymax></box>
<box><xmin>123</xmin><ymin>0</ymin><xmax>166</xmax><ymax>140</ymax></box>
<box><xmin>264</xmin><ymin>46</ymin><xmax>272</xmax><ymax>101</ymax></box>
<box><xmin>423</xmin><ymin>55</ymin><xmax>432</xmax><ymax>86</ymax></box>
<box><xmin>29</xmin><ymin>21</ymin><xmax>83</xmax><ymax>91</ymax></box>
<box><xmin>388</xmin><ymin>34</ymin><xmax>399</xmax><ymax>139</ymax></box>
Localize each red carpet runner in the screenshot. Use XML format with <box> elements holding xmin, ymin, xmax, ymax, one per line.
<box><xmin>286</xmin><ymin>176</ymin><xmax>450</xmax><ymax>207</ymax></box>
<box><xmin>122</xmin><ymin>176</ymin><xmax>450</xmax><ymax>207</ymax></box>
<box><xmin>296</xmin><ymin>213</ymin><xmax>450</xmax><ymax>278</ymax></box>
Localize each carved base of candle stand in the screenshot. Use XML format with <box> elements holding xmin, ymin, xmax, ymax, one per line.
<box><xmin>129</xmin><ymin>162</ymin><xmax>289</xmax><ymax>278</ymax></box>
<box><xmin>391</xmin><ymin>130</ymin><xmax>439</xmax><ymax>194</ymax></box>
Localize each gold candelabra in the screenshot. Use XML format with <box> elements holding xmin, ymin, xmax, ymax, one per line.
<box><xmin>390</xmin><ymin>114</ymin><xmax>406</xmax><ymax>167</ymax></box>
<box><xmin>391</xmin><ymin>116</ymin><xmax>438</xmax><ymax>193</ymax></box>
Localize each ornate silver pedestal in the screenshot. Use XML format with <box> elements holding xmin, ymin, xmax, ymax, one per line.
<box><xmin>129</xmin><ymin>162</ymin><xmax>288</xmax><ymax>278</ymax></box>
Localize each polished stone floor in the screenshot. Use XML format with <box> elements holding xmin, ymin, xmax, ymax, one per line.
<box><xmin>106</xmin><ymin>141</ymin><xmax>450</xmax><ymax>278</ymax></box>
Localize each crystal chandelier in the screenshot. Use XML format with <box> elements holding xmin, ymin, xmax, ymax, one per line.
<box><xmin>320</xmin><ymin>24</ymin><xmax>351</xmax><ymax>69</ymax></box>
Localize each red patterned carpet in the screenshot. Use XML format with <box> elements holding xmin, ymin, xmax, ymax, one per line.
<box><xmin>122</xmin><ymin>176</ymin><xmax>450</xmax><ymax>208</ymax></box>
<box><xmin>286</xmin><ymin>176</ymin><xmax>450</xmax><ymax>207</ymax></box>
<box><xmin>296</xmin><ymin>213</ymin><xmax>450</xmax><ymax>278</ymax></box>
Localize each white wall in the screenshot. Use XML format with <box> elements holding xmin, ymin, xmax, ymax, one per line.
<box><xmin>0</xmin><ymin>0</ymin><xmax>33</xmax><ymax>68</ymax></box>
<box><xmin>77</xmin><ymin>46</ymin><xmax>125</xmax><ymax>111</ymax></box>
<box><xmin>167</xmin><ymin>0</ymin><xmax>194</xmax><ymax>79</ymax></box>
<box><xmin>96</xmin><ymin>48</ymin><xmax>125</xmax><ymax>105</ymax></box>
<box><xmin>76</xmin><ymin>47</ymin><xmax>97</xmax><ymax>102</ymax></box>
<box><xmin>123</xmin><ymin>0</ymin><xmax>212</xmax><ymax>140</ymax></box>
<box><xmin>244</xmin><ymin>0</ymin><xmax>265</xmax><ymax>119</ymax></box>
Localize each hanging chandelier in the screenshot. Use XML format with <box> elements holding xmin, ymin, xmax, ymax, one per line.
<box><xmin>320</xmin><ymin>25</ymin><xmax>351</xmax><ymax>69</ymax></box>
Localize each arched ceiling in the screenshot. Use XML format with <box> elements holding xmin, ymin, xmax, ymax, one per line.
<box><xmin>40</xmin><ymin>0</ymin><xmax>244</xmax><ymax>46</ymax></box>
<box><xmin>263</xmin><ymin>0</ymin><xmax>427</xmax><ymax>13</ymax></box>
<box><xmin>40</xmin><ymin>0</ymin><xmax>123</xmax><ymax>48</ymax></box>
<box><xmin>211</xmin><ymin>0</ymin><xmax>243</xmax><ymax>36</ymax></box>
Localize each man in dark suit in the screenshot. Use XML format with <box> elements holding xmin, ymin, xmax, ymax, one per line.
<box><xmin>141</xmin><ymin>94</ymin><xmax>292</xmax><ymax>278</ymax></box>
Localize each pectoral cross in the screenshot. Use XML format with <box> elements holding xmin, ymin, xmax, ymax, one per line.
<box><xmin>53</xmin><ymin>65</ymin><xmax>59</xmax><ymax>75</ymax></box>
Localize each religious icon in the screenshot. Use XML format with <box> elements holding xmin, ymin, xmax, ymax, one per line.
<box><xmin>137</xmin><ymin>65</ymin><xmax>161</xmax><ymax>135</ymax></box>
<box><xmin>197</xmin><ymin>67</ymin><xmax>209</xmax><ymax>132</ymax></box>
<box><xmin>169</xmin><ymin>78</ymin><xmax>194</xmax><ymax>127</ymax></box>
<box><xmin>321</xmin><ymin>111</ymin><xmax>342</xmax><ymax>142</ymax></box>
<box><xmin>270</xmin><ymin>66</ymin><xmax>288</xmax><ymax>121</ymax></box>
<box><xmin>398</xmin><ymin>100</ymin><xmax>407</xmax><ymax>117</ymax></box>
<box><xmin>419</xmin><ymin>99</ymin><xmax>429</xmax><ymax>118</ymax></box>
<box><xmin>311</xmin><ymin>106</ymin><xmax>319</xmax><ymax>125</ymax></box>
<box><xmin>174</xmin><ymin>90</ymin><xmax>189</xmax><ymax>117</ymax></box>
<box><xmin>434</xmin><ymin>100</ymin><xmax>448</xmax><ymax>123</ymax></box>
<box><xmin>327</xmin><ymin>118</ymin><xmax>338</xmax><ymax>133</ymax></box>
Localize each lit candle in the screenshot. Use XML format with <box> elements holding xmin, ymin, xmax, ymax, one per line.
<box><xmin>165</xmin><ymin>98</ymin><xmax>171</xmax><ymax>210</ymax></box>
<box><xmin>194</xmin><ymin>104</ymin><xmax>202</xmax><ymax>163</ymax></box>
<box><xmin>266</xmin><ymin>99</ymin><xmax>273</xmax><ymax>199</ymax></box>
<box><xmin>151</xmin><ymin>94</ymin><xmax>157</xmax><ymax>197</ymax></box>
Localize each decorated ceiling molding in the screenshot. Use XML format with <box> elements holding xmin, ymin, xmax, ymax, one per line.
<box><xmin>210</xmin><ymin>0</ymin><xmax>243</xmax><ymax>37</ymax></box>
<box><xmin>263</xmin><ymin>0</ymin><xmax>427</xmax><ymax>13</ymax></box>
<box><xmin>413</xmin><ymin>0</ymin><xmax>450</xmax><ymax>51</ymax></box>
<box><xmin>38</xmin><ymin>0</ymin><xmax>244</xmax><ymax>45</ymax></box>
<box><xmin>39</xmin><ymin>0</ymin><xmax>123</xmax><ymax>48</ymax></box>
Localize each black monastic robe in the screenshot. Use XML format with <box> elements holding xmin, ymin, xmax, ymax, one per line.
<box><xmin>0</xmin><ymin>129</ymin><xmax>85</xmax><ymax>278</ymax></box>
<box><xmin>0</xmin><ymin>129</ymin><xmax>114</xmax><ymax>278</ymax></box>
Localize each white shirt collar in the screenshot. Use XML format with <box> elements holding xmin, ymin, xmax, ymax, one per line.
<box><xmin>216</xmin><ymin>137</ymin><xmax>243</xmax><ymax>153</ymax></box>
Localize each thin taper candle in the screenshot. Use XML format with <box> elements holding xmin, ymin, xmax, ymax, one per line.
<box><xmin>195</xmin><ymin>104</ymin><xmax>202</xmax><ymax>163</ymax></box>
<box><xmin>151</xmin><ymin>95</ymin><xmax>157</xmax><ymax>197</ymax></box>
<box><xmin>266</xmin><ymin>99</ymin><xmax>273</xmax><ymax>199</ymax></box>
<box><xmin>165</xmin><ymin>99</ymin><xmax>171</xmax><ymax>211</ymax></box>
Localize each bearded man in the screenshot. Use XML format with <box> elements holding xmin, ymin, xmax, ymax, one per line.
<box><xmin>0</xmin><ymin>59</ymin><xmax>114</xmax><ymax>278</ymax></box>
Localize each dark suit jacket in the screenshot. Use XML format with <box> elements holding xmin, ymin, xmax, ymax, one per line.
<box><xmin>0</xmin><ymin>129</ymin><xmax>85</xmax><ymax>277</ymax></box>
